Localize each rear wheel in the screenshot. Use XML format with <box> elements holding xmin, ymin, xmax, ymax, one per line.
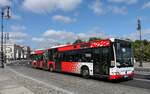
<box><xmin>49</xmin><ymin>65</ymin><xmax>54</xmax><ymax>72</ymax></box>
<box><xmin>81</xmin><ymin>67</ymin><xmax>90</xmax><ymax>78</ymax></box>
<box><xmin>32</xmin><ymin>62</ymin><xmax>37</xmax><ymax>68</ymax></box>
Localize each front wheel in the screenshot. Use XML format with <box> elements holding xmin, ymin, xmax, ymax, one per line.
<box><xmin>81</xmin><ymin>67</ymin><xmax>90</xmax><ymax>78</ymax></box>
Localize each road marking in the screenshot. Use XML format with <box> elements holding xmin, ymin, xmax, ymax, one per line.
<box><xmin>8</xmin><ymin>67</ymin><xmax>74</xmax><ymax>94</ymax></box>
<box><xmin>134</xmin><ymin>78</ymin><xmax>150</xmax><ymax>82</ymax></box>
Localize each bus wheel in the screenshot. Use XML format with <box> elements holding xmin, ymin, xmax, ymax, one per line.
<box><xmin>49</xmin><ymin>65</ymin><xmax>54</xmax><ymax>72</ymax></box>
<box><xmin>81</xmin><ymin>67</ymin><xmax>89</xmax><ymax>78</ymax></box>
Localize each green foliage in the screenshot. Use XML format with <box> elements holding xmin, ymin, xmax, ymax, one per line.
<box><xmin>73</xmin><ymin>39</ymin><xmax>84</xmax><ymax>44</ymax></box>
<box><xmin>89</xmin><ymin>37</ymin><xmax>101</xmax><ymax>41</ymax></box>
<box><xmin>132</xmin><ymin>40</ymin><xmax>150</xmax><ymax>62</ymax></box>
<box><xmin>73</xmin><ymin>37</ymin><xmax>101</xmax><ymax>44</ymax></box>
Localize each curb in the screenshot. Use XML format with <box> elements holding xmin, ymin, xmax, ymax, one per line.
<box><xmin>135</xmin><ymin>68</ymin><xmax>150</xmax><ymax>72</ymax></box>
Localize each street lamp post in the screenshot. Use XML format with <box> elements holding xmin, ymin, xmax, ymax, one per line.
<box><xmin>137</xmin><ymin>18</ymin><xmax>143</xmax><ymax>67</ymax></box>
<box><xmin>4</xmin><ymin>33</ymin><xmax>9</xmax><ymax>64</ymax></box>
<box><xmin>1</xmin><ymin>6</ymin><xmax>10</xmax><ymax>68</ymax></box>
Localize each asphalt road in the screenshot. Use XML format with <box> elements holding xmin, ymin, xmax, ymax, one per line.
<box><xmin>5</xmin><ymin>61</ymin><xmax>150</xmax><ymax>94</ymax></box>
<box><xmin>120</xmin><ymin>75</ymin><xmax>150</xmax><ymax>90</ymax></box>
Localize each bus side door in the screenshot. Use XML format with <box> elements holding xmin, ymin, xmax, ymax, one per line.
<box><xmin>54</xmin><ymin>52</ymin><xmax>62</xmax><ymax>72</ymax></box>
<box><xmin>43</xmin><ymin>51</ymin><xmax>48</xmax><ymax>69</ymax></box>
<box><xmin>93</xmin><ymin>48</ymin><xmax>102</xmax><ymax>74</ymax></box>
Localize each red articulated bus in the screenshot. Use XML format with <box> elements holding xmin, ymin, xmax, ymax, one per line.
<box><xmin>31</xmin><ymin>38</ymin><xmax>134</xmax><ymax>80</ymax></box>
<box><xmin>31</xmin><ymin>50</ymin><xmax>44</xmax><ymax>68</ymax></box>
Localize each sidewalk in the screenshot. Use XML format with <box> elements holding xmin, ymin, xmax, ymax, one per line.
<box><xmin>134</xmin><ymin>62</ymin><xmax>150</xmax><ymax>68</ymax></box>
<box><xmin>0</xmin><ymin>66</ymin><xmax>70</xmax><ymax>94</ymax></box>
<box><xmin>0</xmin><ymin>68</ymin><xmax>34</xmax><ymax>94</ymax></box>
<box><xmin>134</xmin><ymin>62</ymin><xmax>150</xmax><ymax>72</ymax></box>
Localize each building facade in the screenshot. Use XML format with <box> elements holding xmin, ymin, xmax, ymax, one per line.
<box><xmin>0</xmin><ymin>44</ymin><xmax>30</xmax><ymax>60</ymax></box>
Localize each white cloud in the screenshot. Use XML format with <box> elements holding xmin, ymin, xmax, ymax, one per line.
<box><xmin>109</xmin><ymin>0</ymin><xmax>138</xmax><ymax>4</ymax></box>
<box><xmin>89</xmin><ymin>0</ymin><xmax>104</xmax><ymax>14</ymax></box>
<box><xmin>9</xmin><ymin>31</ymin><xmax>28</xmax><ymax>40</ymax></box>
<box><xmin>10</xmin><ymin>25</ymin><xmax>26</xmax><ymax>32</ymax></box>
<box><xmin>142</xmin><ymin>29</ymin><xmax>150</xmax><ymax>37</ymax></box>
<box><xmin>142</xmin><ymin>1</ymin><xmax>150</xmax><ymax>9</ymax></box>
<box><xmin>32</xmin><ymin>37</ymin><xmax>45</xmax><ymax>43</ymax></box>
<box><xmin>22</xmin><ymin>0</ymin><xmax>82</xmax><ymax>13</ymax></box>
<box><xmin>110</xmin><ymin>6</ymin><xmax>128</xmax><ymax>15</ymax></box>
<box><xmin>7</xmin><ymin>25</ymin><xmax>29</xmax><ymax>44</ymax></box>
<box><xmin>32</xmin><ymin>27</ymin><xmax>109</xmax><ymax>48</ymax></box>
<box><xmin>123</xmin><ymin>32</ymin><xmax>138</xmax><ymax>41</ymax></box>
<box><xmin>11</xmin><ymin>14</ymin><xmax>22</xmax><ymax>20</ymax></box>
<box><xmin>80</xmin><ymin>27</ymin><xmax>108</xmax><ymax>39</ymax></box>
<box><xmin>32</xmin><ymin>37</ymin><xmax>61</xmax><ymax>48</ymax></box>
<box><xmin>43</xmin><ymin>28</ymin><xmax>107</xmax><ymax>41</ymax></box>
<box><xmin>0</xmin><ymin>0</ymin><xmax>11</xmax><ymax>6</ymax></box>
<box><xmin>52</xmin><ymin>15</ymin><xmax>76</xmax><ymax>24</ymax></box>
<box><xmin>124</xmin><ymin>29</ymin><xmax>150</xmax><ymax>41</ymax></box>
<box><xmin>8</xmin><ymin>31</ymin><xmax>28</xmax><ymax>43</ymax></box>
<box><xmin>43</xmin><ymin>29</ymin><xmax>76</xmax><ymax>41</ymax></box>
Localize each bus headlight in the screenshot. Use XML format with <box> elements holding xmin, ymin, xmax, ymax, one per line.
<box><xmin>112</xmin><ymin>72</ymin><xmax>120</xmax><ymax>75</ymax></box>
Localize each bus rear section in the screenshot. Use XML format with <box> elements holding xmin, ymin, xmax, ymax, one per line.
<box><xmin>31</xmin><ymin>50</ymin><xmax>44</xmax><ymax>68</ymax></box>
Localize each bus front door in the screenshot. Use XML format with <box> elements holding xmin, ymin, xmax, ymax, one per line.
<box><xmin>93</xmin><ymin>61</ymin><xmax>101</xmax><ymax>74</ymax></box>
<box><xmin>93</xmin><ymin>59</ymin><xmax>109</xmax><ymax>76</ymax></box>
<box><xmin>93</xmin><ymin>48</ymin><xmax>109</xmax><ymax>76</ymax></box>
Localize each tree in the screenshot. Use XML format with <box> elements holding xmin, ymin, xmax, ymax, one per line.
<box><xmin>89</xmin><ymin>37</ymin><xmax>101</xmax><ymax>42</ymax></box>
<box><xmin>73</xmin><ymin>39</ymin><xmax>83</xmax><ymax>44</ymax></box>
<box><xmin>132</xmin><ymin>40</ymin><xmax>150</xmax><ymax>62</ymax></box>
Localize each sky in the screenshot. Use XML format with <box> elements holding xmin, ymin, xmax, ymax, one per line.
<box><xmin>0</xmin><ymin>0</ymin><xmax>150</xmax><ymax>49</ymax></box>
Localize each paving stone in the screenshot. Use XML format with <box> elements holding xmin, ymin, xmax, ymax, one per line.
<box><xmin>0</xmin><ymin>77</ymin><xmax>9</xmax><ymax>82</ymax></box>
<box><xmin>0</xmin><ymin>86</ymin><xmax>34</xmax><ymax>94</ymax></box>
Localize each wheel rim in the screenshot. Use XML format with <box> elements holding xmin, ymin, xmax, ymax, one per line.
<box><xmin>50</xmin><ymin>66</ymin><xmax>53</xmax><ymax>71</ymax></box>
<box><xmin>83</xmin><ymin>69</ymin><xmax>89</xmax><ymax>76</ymax></box>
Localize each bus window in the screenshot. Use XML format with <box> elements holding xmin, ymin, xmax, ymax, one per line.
<box><xmin>102</xmin><ymin>48</ymin><xmax>109</xmax><ymax>62</ymax></box>
<box><xmin>84</xmin><ymin>53</ymin><xmax>92</xmax><ymax>62</ymax></box>
<box><xmin>92</xmin><ymin>48</ymin><xmax>102</xmax><ymax>63</ymax></box>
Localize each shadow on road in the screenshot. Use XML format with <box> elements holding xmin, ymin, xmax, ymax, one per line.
<box><xmin>135</xmin><ymin>74</ymin><xmax>150</xmax><ymax>80</ymax></box>
<box><xmin>8</xmin><ymin>63</ymin><xmax>133</xmax><ymax>83</ymax></box>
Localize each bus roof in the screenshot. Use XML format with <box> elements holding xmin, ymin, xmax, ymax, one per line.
<box><xmin>55</xmin><ymin>39</ymin><xmax>111</xmax><ymax>52</ymax></box>
<box><xmin>34</xmin><ymin>50</ymin><xmax>44</xmax><ymax>54</ymax></box>
<box><xmin>43</xmin><ymin>38</ymin><xmax>132</xmax><ymax>52</ymax></box>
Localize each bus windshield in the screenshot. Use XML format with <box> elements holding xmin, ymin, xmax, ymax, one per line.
<box><xmin>115</xmin><ymin>42</ymin><xmax>134</xmax><ymax>67</ymax></box>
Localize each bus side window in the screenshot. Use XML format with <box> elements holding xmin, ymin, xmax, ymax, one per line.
<box><xmin>92</xmin><ymin>48</ymin><xmax>101</xmax><ymax>63</ymax></box>
<box><xmin>64</xmin><ymin>51</ymin><xmax>70</xmax><ymax>62</ymax></box>
<box><xmin>48</xmin><ymin>50</ymin><xmax>52</xmax><ymax>61</ymax></box>
<box><xmin>85</xmin><ymin>53</ymin><xmax>91</xmax><ymax>62</ymax></box>
<box><xmin>102</xmin><ymin>48</ymin><xmax>109</xmax><ymax>62</ymax></box>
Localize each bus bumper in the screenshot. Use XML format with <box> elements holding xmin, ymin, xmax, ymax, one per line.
<box><xmin>109</xmin><ymin>73</ymin><xmax>134</xmax><ymax>80</ymax></box>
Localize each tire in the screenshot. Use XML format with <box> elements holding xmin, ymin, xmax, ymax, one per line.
<box><xmin>49</xmin><ymin>65</ymin><xmax>54</xmax><ymax>72</ymax></box>
<box><xmin>81</xmin><ymin>67</ymin><xmax>90</xmax><ymax>78</ymax></box>
<box><xmin>33</xmin><ymin>63</ymin><xmax>37</xmax><ymax>68</ymax></box>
